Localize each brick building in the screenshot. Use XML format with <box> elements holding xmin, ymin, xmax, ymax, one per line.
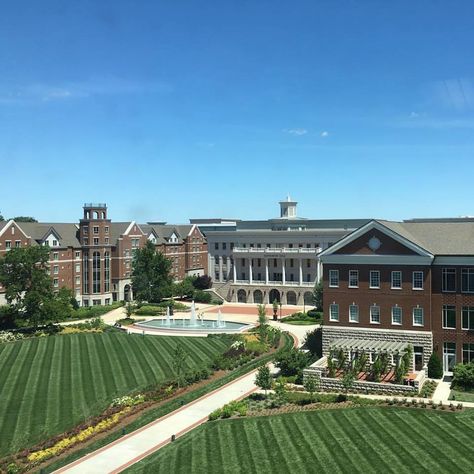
<box><xmin>320</xmin><ymin>219</ymin><xmax>474</xmax><ymax>375</ymax></box>
<box><xmin>0</xmin><ymin>203</ymin><xmax>207</xmax><ymax>307</ymax></box>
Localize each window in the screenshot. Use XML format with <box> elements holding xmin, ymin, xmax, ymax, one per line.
<box><xmin>392</xmin><ymin>306</ymin><xmax>402</xmax><ymax>325</ymax></box>
<box><xmin>75</xmin><ymin>276</ymin><xmax>80</xmax><ymax>286</ymax></box>
<box><xmin>105</xmin><ymin>226</ymin><xmax>109</xmax><ymax>234</ymax></box>
<box><xmin>52</xmin><ymin>240</ymin><xmax>58</xmax><ymax>247</ymax></box>
<box><xmin>53</xmin><ymin>265</ymin><xmax>59</xmax><ymax>274</ymax></box>
<box><xmin>391</xmin><ymin>271</ymin><xmax>402</xmax><ymax>289</ymax></box>
<box><xmin>348</xmin><ymin>270</ymin><xmax>359</xmax><ymax>288</ymax></box>
<box><xmin>442</xmin><ymin>305</ymin><xmax>456</xmax><ymax>329</ymax></box>
<box><xmin>462</xmin><ymin>343</ymin><xmax>474</xmax><ymax>364</ymax></box>
<box><xmin>369</xmin><ymin>271</ymin><xmax>380</xmax><ymax>289</ymax></box>
<box><xmin>290</xmin><ymin>259</ymin><xmax>294</xmax><ymax>267</ymax></box>
<box><xmin>370</xmin><ymin>305</ymin><xmax>380</xmax><ymax>324</ymax></box>
<box><xmin>214</xmin><ymin>243</ymin><xmax>219</xmax><ymax>250</ymax></box>
<box><xmin>349</xmin><ymin>304</ymin><xmax>359</xmax><ymax>323</ymax></box>
<box><xmin>92</xmin><ymin>251</ymin><xmax>101</xmax><ymax>294</ymax></box>
<box><xmin>462</xmin><ymin>306</ymin><xmax>474</xmax><ymax>330</ymax></box>
<box><xmin>53</xmin><ymin>278</ymin><xmax>59</xmax><ymax>288</ymax></box>
<box><xmin>222</xmin><ymin>256</ymin><xmax>227</xmax><ymax>265</ymax></box>
<box><xmin>461</xmin><ymin>268</ymin><xmax>474</xmax><ymax>293</ymax></box>
<box><xmin>307</xmin><ymin>260</ymin><xmax>311</xmax><ymax>268</ymax></box>
<box><xmin>223</xmin><ymin>243</ymin><xmax>227</xmax><ymax>250</ymax></box>
<box><xmin>75</xmin><ymin>263</ymin><xmax>80</xmax><ymax>273</ymax></box>
<box><xmin>413</xmin><ymin>307</ymin><xmax>424</xmax><ymax>326</ymax></box>
<box><xmin>53</xmin><ymin>252</ymin><xmax>59</xmax><ymax>260</ymax></box>
<box><xmin>105</xmin><ymin>238</ymin><xmax>109</xmax><ymax>244</ymax></box>
<box><xmin>329</xmin><ymin>304</ymin><xmax>339</xmax><ymax>321</ymax></box>
<box><xmin>93</xmin><ymin>238</ymin><xmax>99</xmax><ymax>246</ymax></box>
<box><xmin>5</xmin><ymin>241</ymin><xmax>11</xmax><ymax>249</ymax></box>
<box><xmin>329</xmin><ymin>270</ymin><xmax>339</xmax><ymax>287</ymax></box>
<box><xmin>104</xmin><ymin>252</ymin><xmax>110</xmax><ymax>292</ymax></box>
<box><xmin>412</xmin><ymin>271</ymin><xmax>424</xmax><ymax>290</ymax></box>
<box><xmin>75</xmin><ymin>251</ymin><xmax>80</xmax><ymax>259</ymax></box>
<box><xmin>442</xmin><ymin>268</ymin><xmax>456</xmax><ymax>292</ymax></box>
<box><xmin>15</xmin><ymin>240</ymin><xmax>21</xmax><ymax>248</ymax></box>
<box><xmin>215</xmin><ymin>256</ymin><xmax>220</xmax><ymax>265</ymax></box>
<box><xmin>83</xmin><ymin>226</ymin><xmax>88</xmax><ymax>235</ymax></box>
<box><xmin>93</xmin><ymin>226</ymin><xmax>99</xmax><ymax>234</ymax></box>
<box><xmin>131</xmin><ymin>238</ymin><xmax>140</xmax><ymax>248</ymax></box>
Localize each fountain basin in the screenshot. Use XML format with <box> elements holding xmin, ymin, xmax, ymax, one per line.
<box><xmin>135</xmin><ymin>318</ymin><xmax>252</xmax><ymax>333</ymax></box>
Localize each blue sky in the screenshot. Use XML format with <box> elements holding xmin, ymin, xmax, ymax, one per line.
<box><xmin>1</xmin><ymin>1</ymin><xmax>474</xmax><ymax>223</ymax></box>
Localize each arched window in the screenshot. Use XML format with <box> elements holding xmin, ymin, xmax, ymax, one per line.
<box><xmin>83</xmin><ymin>251</ymin><xmax>89</xmax><ymax>294</ymax></box>
<box><xmin>104</xmin><ymin>251</ymin><xmax>110</xmax><ymax>292</ymax></box>
<box><xmin>93</xmin><ymin>251</ymin><xmax>101</xmax><ymax>293</ymax></box>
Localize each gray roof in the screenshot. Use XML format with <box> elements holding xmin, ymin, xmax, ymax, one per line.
<box><xmin>378</xmin><ymin>220</ymin><xmax>474</xmax><ymax>255</ymax></box>
<box><xmin>18</xmin><ymin>222</ymin><xmax>81</xmax><ymax>248</ymax></box>
<box><xmin>0</xmin><ymin>221</ymin><xmax>7</xmax><ymax>233</ymax></box>
<box><xmin>109</xmin><ymin>222</ymin><xmax>133</xmax><ymax>242</ymax></box>
<box><xmin>236</xmin><ymin>218</ymin><xmax>371</xmax><ymax>231</ymax></box>
<box><xmin>140</xmin><ymin>224</ymin><xmax>193</xmax><ymax>244</ymax></box>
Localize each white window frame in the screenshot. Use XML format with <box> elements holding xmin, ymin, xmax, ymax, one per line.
<box><xmin>441</xmin><ymin>268</ymin><xmax>456</xmax><ymax>293</ymax></box>
<box><xmin>462</xmin><ymin>306</ymin><xmax>474</xmax><ymax>331</ymax></box>
<box><xmin>442</xmin><ymin>305</ymin><xmax>456</xmax><ymax>330</ymax></box>
<box><xmin>369</xmin><ymin>270</ymin><xmax>380</xmax><ymax>289</ymax></box>
<box><xmin>329</xmin><ymin>303</ymin><xmax>339</xmax><ymax>322</ymax></box>
<box><xmin>391</xmin><ymin>306</ymin><xmax>402</xmax><ymax>325</ymax></box>
<box><xmin>329</xmin><ymin>270</ymin><xmax>339</xmax><ymax>288</ymax></box>
<box><xmin>412</xmin><ymin>271</ymin><xmax>424</xmax><ymax>290</ymax></box>
<box><xmin>348</xmin><ymin>270</ymin><xmax>359</xmax><ymax>288</ymax></box>
<box><xmin>391</xmin><ymin>271</ymin><xmax>402</xmax><ymax>289</ymax></box>
<box><xmin>413</xmin><ymin>307</ymin><xmax>424</xmax><ymax>326</ymax></box>
<box><xmin>370</xmin><ymin>305</ymin><xmax>380</xmax><ymax>324</ymax></box>
<box><xmin>349</xmin><ymin>304</ymin><xmax>359</xmax><ymax>323</ymax></box>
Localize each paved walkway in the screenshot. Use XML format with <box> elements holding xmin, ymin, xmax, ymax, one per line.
<box><xmin>55</xmin><ymin>368</ymin><xmax>267</xmax><ymax>474</ymax></box>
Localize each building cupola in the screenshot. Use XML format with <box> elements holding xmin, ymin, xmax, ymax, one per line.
<box><xmin>279</xmin><ymin>195</ymin><xmax>298</xmax><ymax>219</ymax></box>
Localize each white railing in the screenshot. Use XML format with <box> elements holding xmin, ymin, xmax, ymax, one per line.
<box><xmin>231</xmin><ymin>280</ymin><xmax>316</xmax><ymax>287</ymax></box>
<box><xmin>233</xmin><ymin>247</ymin><xmax>320</xmax><ymax>255</ymax></box>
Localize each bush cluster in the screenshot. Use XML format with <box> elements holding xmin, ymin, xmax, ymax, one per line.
<box><xmin>209</xmin><ymin>400</ymin><xmax>247</xmax><ymax>420</ymax></box>
<box><xmin>451</xmin><ymin>362</ymin><xmax>474</xmax><ymax>390</ymax></box>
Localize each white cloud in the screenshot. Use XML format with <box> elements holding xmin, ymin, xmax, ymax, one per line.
<box><xmin>410</xmin><ymin>111</ymin><xmax>419</xmax><ymax>118</ymax></box>
<box><xmin>320</xmin><ymin>131</ymin><xmax>329</xmax><ymax>137</ymax></box>
<box><xmin>283</xmin><ymin>128</ymin><xmax>308</xmax><ymax>136</ymax></box>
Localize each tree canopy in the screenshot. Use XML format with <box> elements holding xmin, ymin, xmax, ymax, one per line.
<box><xmin>0</xmin><ymin>246</ymin><xmax>72</xmax><ymax>326</ymax></box>
<box><xmin>131</xmin><ymin>241</ymin><xmax>172</xmax><ymax>303</ymax></box>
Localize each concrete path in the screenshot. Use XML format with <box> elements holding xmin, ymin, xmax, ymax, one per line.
<box><xmin>55</xmin><ymin>368</ymin><xmax>266</xmax><ymax>474</ymax></box>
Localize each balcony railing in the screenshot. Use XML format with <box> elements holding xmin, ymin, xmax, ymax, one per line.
<box><xmin>231</xmin><ymin>280</ymin><xmax>315</xmax><ymax>287</ymax></box>
<box><xmin>233</xmin><ymin>247</ymin><xmax>320</xmax><ymax>255</ymax></box>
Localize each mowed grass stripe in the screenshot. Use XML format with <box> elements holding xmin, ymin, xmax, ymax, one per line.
<box><xmin>78</xmin><ymin>335</ymin><xmax>97</xmax><ymax>408</ymax></box>
<box><xmin>0</xmin><ymin>338</ymin><xmax>41</xmax><ymax>454</ymax></box>
<box><xmin>57</xmin><ymin>336</ymin><xmax>74</xmax><ymax>431</ymax></box>
<box><xmin>338</xmin><ymin>409</ymin><xmax>410</xmax><ymax>474</ymax></box>
<box><xmin>126</xmin><ymin>335</ymin><xmax>158</xmax><ymax>384</ymax></box>
<box><xmin>0</xmin><ymin>341</ymin><xmax>23</xmax><ymax>394</ymax></box>
<box><xmin>106</xmin><ymin>333</ymin><xmax>141</xmax><ymax>389</ymax></box>
<box><xmin>9</xmin><ymin>336</ymin><xmax>52</xmax><ymax>448</ymax></box>
<box><xmin>85</xmin><ymin>334</ymin><xmax>112</xmax><ymax>404</ymax></box>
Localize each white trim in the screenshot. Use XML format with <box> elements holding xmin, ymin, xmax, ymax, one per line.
<box><xmin>0</xmin><ymin>220</ymin><xmax>31</xmax><ymax>239</ymax></box>
<box><xmin>391</xmin><ymin>306</ymin><xmax>403</xmax><ymax>325</ymax></box>
<box><xmin>318</xmin><ymin>220</ymin><xmax>434</xmax><ymax>259</ymax></box>
<box><xmin>321</xmin><ymin>255</ymin><xmax>433</xmax><ymax>265</ymax></box>
<box><xmin>412</xmin><ymin>271</ymin><xmax>424</xmax><ymax>290</ymax></box>
<box><xmin>348</xmin><ymin>269</ymin><xmax>359</xmax><ymax>288</ymax></box>
<box><xmin>369</xmin><ymin>270</ymin><xmax>380</xmax><ymax>289</ymax></box>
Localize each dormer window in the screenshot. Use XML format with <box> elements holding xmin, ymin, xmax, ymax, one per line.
<box><xmin>52</xmin><ymin>240</ymin><xmax>58</xmax><ymax>247</ymax></box>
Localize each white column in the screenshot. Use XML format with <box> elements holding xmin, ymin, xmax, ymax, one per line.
<box><xmin>249</xmin><ymin>258</ymin><xmax>253</xmax><ymax>284</ymax></box>
<box><xmin>219</xmin><ymin>259</ymin><xmax>223</xmax><ymax>283</ymax></box>
<box><xmin>265</xmin><ymin>258</ymin><xmax>269</xmax><ymax>285</ymax></box>
<box><xmin>233</xmin><ymin>260</ymin><xmax>237</xmax><ymax>283</ymax></box>
<box><xmin>282</xmin><ymin>258</ymin><xmax>286</xmax><ymax>285</ymax></box>
<box><xmin>299</xmin><ymin>258</ymin><xmax>303</xmax><ymax>285</ymax></box>
<box><xmin>316</xmin><ymin>259</ymin><xmax>322</xmax><ymax>282</ymax></box>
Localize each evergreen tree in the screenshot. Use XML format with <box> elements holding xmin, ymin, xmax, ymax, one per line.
<box><xmin>427</xmin><ymin>352</ymin><xmax>443</xmax><ymax>379</ymax></box>
<box><xmin>313</xmin><ymin>280</ymin><xmax>323</xmax><ymax>311</ymax></box>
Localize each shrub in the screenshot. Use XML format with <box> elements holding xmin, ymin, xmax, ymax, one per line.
<box><xmin>452</xmin><ymin>362</ymin><xmax>474</xmax><ymax>390</ymax></box>
<box><xmin>193</xmin><ymin>290</ymin><xmax>212</xmax><ymax>303</ymax></box>
<box><xmin>427</xmin><ymin>352</ymin><xmax>443</xmax><ymax>379</ymax></box>
<box><xmin>304</xmin><ymin>328</ymin><xmax>322</xmax><ymax>357</ymax></box>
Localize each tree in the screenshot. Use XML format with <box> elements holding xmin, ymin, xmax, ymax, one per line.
<box><xmin>313</xmin><ymin>280</ymin><xmax>323</xmax><ymax>311</ymax></box>
<box><xmin>193</xmin><ymin>275</ymin><xmax>212</xmax><ymax>290</ymax></box>
<box><xmin>342</xmin><ymin>369</ymin><xmax>355</xmax><ymax>393</ymax></box>
<box><xmin>274</xmin><ymin>377</ymin><xmax>288</xmax><ymax>404</ymax></box>
<box><xmin>12</xmin><ymin>216</ymin><xmax>37</xmax><ymax>222</ymax></box>
<box><xmin>275</xmin><ymin>348</ymin><xmax>309</xmax><ymax>377</ymax></box>
<box><xmin>125</xmin><ymin>302</ymin><xmax>135</xmax><ymax>318</ymax></box>
<box><xmin>303</xmin><ymin>375</ymin><xmax>319</xmax><ymax>401</ymax></box>
<box><xmin>131</xmin><ymin>241</ymin><xmax>172</xmax><ymax>303</ymax></box>
<box><xmin>172</xmin><ymin>343</ymin><xmax>188</xmax><ymax>388</ymax></box>
<box><xmin>427</xmin><ymin>352</ymin><xmax>443</xmax><ymax>379</ymax></box>
<box><xmin>173</xmin><ymin>276</ymin><xmax>196</xmax><ymax>299</ymax></box>
<box><xmin>257</xmin><ymin>304</ymin><xmax>268</xmax><ymax>342</ymax></box>
<box><xmin>0</xmin><ymin>212</ymin><xmax>4</xmax><ymax>222</ymax></box>
<box><xmin>0</xmin><ymin>246</ymin><xmax>54</xmax><ymax>326</ymax></box>
<box><xmin>452</xmin><ymin>362</ymin><xmax>474</xmax><ymax>390</ymax></box>
<box><xmin>255</xmin><ymin>364</ymin><xmax>272</xmax><ymax>396</ymax></box>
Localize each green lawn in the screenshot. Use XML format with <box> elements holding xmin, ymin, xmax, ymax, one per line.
<box><xmin>450</xmin><ymin>389</ymin><xmax>474</xmax><ymax>403</ymax></box>
<box><xmin>125</xmin><ymin>407</ymin><xmax>474</xmax><ymax>474</ymax></box>
<box><xmin>0</xmin><ymin>332</ymin><xmax>228</xmax><ymax>457</ymax></box>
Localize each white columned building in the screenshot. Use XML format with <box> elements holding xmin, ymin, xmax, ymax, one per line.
<box><xmin>191</xmin><ymin>198</ymin><xmax>370</xmax><ymax>306</ymax></box>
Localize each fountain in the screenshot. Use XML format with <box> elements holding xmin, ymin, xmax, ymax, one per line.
<box><xmin>136</xmin><ymin>301</ymin><xmax>252</xmax><ymax>333</ymax></box>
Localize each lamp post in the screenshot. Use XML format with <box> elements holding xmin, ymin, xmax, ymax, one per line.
<box><xmin>279</xmin><ymin>302</ymin><xmax>282</xmax><ymax>321</ymax></box>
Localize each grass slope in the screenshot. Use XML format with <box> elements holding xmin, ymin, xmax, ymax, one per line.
<box><xmin>126</xmin><ymin>407</ymin><xmax>474</xmax><ymax>474</ymax></box>
<box><xmin>0</xmin><ymin>332</ymin><xmax>228</xmax><ymax>457</ymax></box>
